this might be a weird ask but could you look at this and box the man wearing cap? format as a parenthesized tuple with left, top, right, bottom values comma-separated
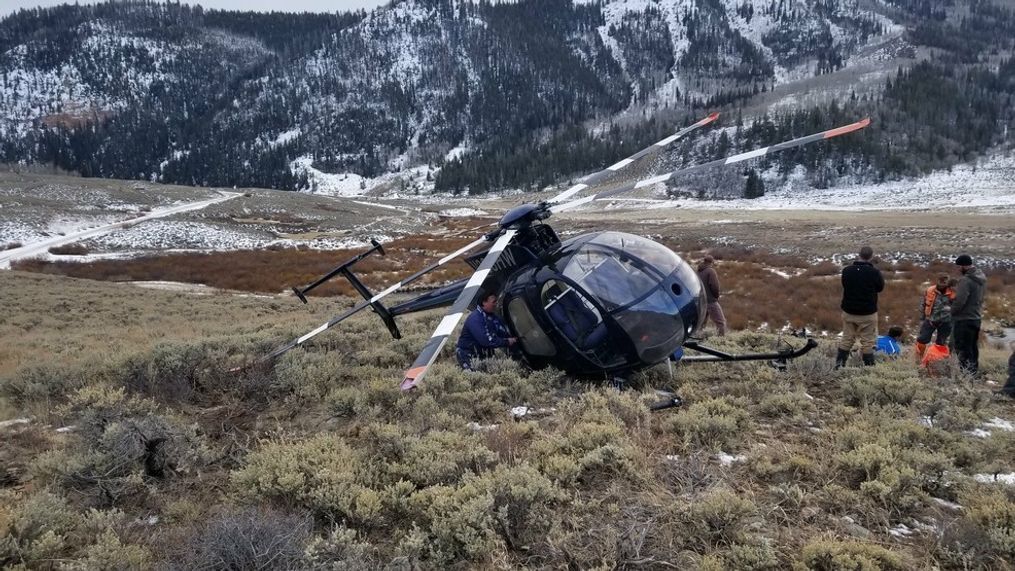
(837, 246, 885, 368)
(951, 254, 987, 376)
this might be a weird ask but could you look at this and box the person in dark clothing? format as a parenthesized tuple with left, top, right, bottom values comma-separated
(951, 254, 987, 376)
(837, 246, 885, 368)
(456, 291, 517, 370)
(997, 341, 1015, 399)
(916, 274, 956, 358)
(697, 255, 727, 336)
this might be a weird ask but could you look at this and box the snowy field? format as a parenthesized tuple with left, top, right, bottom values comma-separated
(600, 155, 1015, 212)
(1, 150, 1013, 271)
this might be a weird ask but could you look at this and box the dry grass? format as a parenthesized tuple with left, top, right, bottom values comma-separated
(1, 270, 1014, 569)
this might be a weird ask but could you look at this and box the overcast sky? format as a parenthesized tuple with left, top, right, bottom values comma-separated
(1, 1, 391, 17)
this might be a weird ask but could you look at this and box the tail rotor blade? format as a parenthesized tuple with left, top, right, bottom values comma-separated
(261, 236, 489, 362)
(400, 229, 518, 391)
(548, 112, 719, 204)
(551, 118, 871, 214)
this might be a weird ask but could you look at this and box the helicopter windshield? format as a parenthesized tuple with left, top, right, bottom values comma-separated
(560, 232, 701, 362)
(562, 233, 680, 310)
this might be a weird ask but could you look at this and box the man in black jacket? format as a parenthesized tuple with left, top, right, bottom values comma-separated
(951, 254, 987, 376)
(837, 246, 885, 368)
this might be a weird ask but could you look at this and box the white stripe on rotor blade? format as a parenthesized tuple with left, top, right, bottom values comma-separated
(655, 134, 680, 147)
(607, 158, 634, 171)
(551, 195, 595, 212)
(465, 268, 492, 287)
(725, 147, 768, 164)
(551, 183, 588, 202)
(489, 231, 515, 252)
(439, 239, 484, 265)
(297, 323, 329, 344)
(433, 313, 464, 338)
(634, 173, 672, 189)
(370, 282, 402, 303)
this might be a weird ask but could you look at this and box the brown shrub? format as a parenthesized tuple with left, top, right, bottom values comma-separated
(48, 243, 90, 255)
(11, 235, 1015, 335)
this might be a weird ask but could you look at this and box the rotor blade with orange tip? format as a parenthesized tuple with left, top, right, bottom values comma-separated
(551, 118, 872, 213)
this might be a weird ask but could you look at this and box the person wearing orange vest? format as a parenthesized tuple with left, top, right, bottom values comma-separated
(915, 274, 956, 358)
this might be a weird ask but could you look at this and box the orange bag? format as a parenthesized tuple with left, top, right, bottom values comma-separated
(921, 343, 950, 375)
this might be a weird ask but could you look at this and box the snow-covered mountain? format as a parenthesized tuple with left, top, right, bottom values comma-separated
(0, 0, 1011, 196)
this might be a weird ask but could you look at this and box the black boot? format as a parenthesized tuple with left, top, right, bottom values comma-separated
(861, 353, 876, 366)
(835, 349, 849, 369)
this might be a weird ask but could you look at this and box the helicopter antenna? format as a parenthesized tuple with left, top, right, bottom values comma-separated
(548, 118, 871, 214)
(400, 229, 518, 391)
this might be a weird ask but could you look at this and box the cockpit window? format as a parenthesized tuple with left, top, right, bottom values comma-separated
(541, 281, 619, 366)
(557, 232, 702, 363)
(562, 233, 680, 310)
(507, 297, 556, 357)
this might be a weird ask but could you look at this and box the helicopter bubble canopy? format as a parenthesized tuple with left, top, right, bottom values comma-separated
(555, 232, 705, 363)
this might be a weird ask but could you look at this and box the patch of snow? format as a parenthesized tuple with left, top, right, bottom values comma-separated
(984, 417, 1014, 432)
(968, 429, 992, 439)
(292, 157, 371, 197)
(466, 422, 499, 432)
(974, 473, 1015, 486)
(931, 498, 963, 511)
(511, 406, 529, 418)
(293, 156, 437, 198)
(0, 193, 241, 269)
(597, 154, 1015, 212)
(445, 145, 470, 162)
(439, 208, 488, 217)
(888, 523, 914, 538)
(0, 417, 31, 429)
(766, 267, 793, 279)
(90, 220, 386, 252)
(269, 128, 301, 148)
(715, 452, 747, 466)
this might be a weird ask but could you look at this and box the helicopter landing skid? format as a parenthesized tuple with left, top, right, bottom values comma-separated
(679, 338, 818, 365)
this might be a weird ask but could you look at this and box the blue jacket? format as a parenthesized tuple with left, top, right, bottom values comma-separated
(457, 309, 511, 354)
(875, 335, 901, 355)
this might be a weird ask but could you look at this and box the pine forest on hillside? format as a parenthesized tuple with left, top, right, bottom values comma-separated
(0, 0, 1011, 196)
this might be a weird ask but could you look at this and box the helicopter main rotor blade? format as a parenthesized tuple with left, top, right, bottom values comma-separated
(551, 118, 871, 213)
(548, 111, 720, 204)
(261, 236, 490, 362)
(400, 229, 518, 391)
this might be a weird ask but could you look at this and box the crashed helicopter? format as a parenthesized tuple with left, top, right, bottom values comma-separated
(262, 112, 869, 401)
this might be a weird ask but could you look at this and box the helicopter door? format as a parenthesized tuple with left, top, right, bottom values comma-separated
(506, 297, 556, 357)
(541, 281, 609, 353)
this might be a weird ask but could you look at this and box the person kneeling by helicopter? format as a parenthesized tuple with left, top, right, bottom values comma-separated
(456, 291, 518, 371)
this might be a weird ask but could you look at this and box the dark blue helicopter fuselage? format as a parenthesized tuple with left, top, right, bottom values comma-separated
(390, 227, 706, 377)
